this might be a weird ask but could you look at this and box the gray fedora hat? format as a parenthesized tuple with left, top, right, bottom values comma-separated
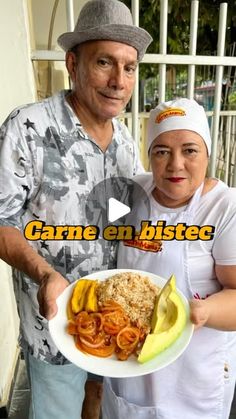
(57, 0, 152, 61)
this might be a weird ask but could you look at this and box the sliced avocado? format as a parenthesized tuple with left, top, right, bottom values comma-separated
(138, 291, 187, 364)
(151, 274, 176, 334)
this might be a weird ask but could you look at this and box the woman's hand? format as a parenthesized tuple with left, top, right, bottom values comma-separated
(189, 298, 210, 330)
(190, 287, 236, 331)
(37, 271, 69, 320)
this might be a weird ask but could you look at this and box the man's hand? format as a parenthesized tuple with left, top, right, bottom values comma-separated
(189, 298, 209, 330)
(37, 271, 69, 320)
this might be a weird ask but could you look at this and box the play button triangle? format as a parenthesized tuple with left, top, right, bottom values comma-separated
(108, 197, 131, 223)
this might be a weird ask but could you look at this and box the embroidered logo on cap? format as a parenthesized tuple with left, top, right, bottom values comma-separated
(156, 107, 186, 123)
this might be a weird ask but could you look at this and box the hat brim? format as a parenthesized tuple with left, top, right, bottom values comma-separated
(57, 24, 152, 61)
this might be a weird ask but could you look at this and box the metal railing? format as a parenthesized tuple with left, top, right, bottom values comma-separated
(119, 111, 236, 187)
(30, 0, 236, 185)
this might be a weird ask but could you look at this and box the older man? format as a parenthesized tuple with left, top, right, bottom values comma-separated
(0, 0, 152, 418)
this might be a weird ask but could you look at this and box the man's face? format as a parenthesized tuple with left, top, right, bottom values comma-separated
(67, 40, 138, 122)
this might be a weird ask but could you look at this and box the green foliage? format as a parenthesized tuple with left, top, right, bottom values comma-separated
(123, 0, 236, 79)
(122, 0, 236, 109)
(229, 90, 236, 109)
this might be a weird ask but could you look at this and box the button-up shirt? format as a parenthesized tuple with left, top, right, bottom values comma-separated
(0, 90, 143, 363)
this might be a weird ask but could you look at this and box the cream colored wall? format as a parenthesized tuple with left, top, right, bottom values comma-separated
(0, 1, 89, 405)
(31, 0, 87, 97)
(0, 0, 36, 124)
(31, 0, 87, 49)
(0, 260, 19, 406)
(0, 0, 35, 406)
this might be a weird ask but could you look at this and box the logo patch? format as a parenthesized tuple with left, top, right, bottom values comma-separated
(156, 108, 186, 123)
(124, 238, 162, 253)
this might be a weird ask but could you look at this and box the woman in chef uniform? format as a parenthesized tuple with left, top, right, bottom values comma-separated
(102, 98, 236, 419)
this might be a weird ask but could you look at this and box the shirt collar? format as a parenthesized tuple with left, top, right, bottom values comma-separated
(49, 90, 124, 147)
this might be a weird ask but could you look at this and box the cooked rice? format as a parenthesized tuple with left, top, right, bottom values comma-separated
(96, 272, 160, 331)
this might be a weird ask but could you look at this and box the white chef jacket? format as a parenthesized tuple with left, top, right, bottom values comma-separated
(102, 174, 236, 419)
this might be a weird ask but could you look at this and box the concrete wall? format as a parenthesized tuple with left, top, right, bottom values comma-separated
(30, 0, 87, 97)
(31, 0, 87, 49)
(0, 0, 35, 406)
(0, 261, 19, 406)
(0, 0, 36, 124)
(0, 0, 87, 406)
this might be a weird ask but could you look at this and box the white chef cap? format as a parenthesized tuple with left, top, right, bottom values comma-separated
(147, 98, 211, 155)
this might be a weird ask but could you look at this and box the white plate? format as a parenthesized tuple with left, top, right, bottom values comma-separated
(49, 269, 194, 378)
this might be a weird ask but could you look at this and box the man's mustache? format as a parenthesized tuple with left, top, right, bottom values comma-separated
(99, 90, 124, 100)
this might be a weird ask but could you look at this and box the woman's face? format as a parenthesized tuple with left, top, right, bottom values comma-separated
(150, 130, 209, 208)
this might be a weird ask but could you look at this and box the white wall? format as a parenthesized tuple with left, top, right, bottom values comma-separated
(0, 0, 36, 124)
(0, 0, 88, 406)
(0, 260, 19, 406)
(30, 0, 88, 96)
(31, 0, 87, 49)
(0, 0, 34, 406)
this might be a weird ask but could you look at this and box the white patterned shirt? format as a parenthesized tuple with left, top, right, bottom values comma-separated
(0, 90, 143, 364)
